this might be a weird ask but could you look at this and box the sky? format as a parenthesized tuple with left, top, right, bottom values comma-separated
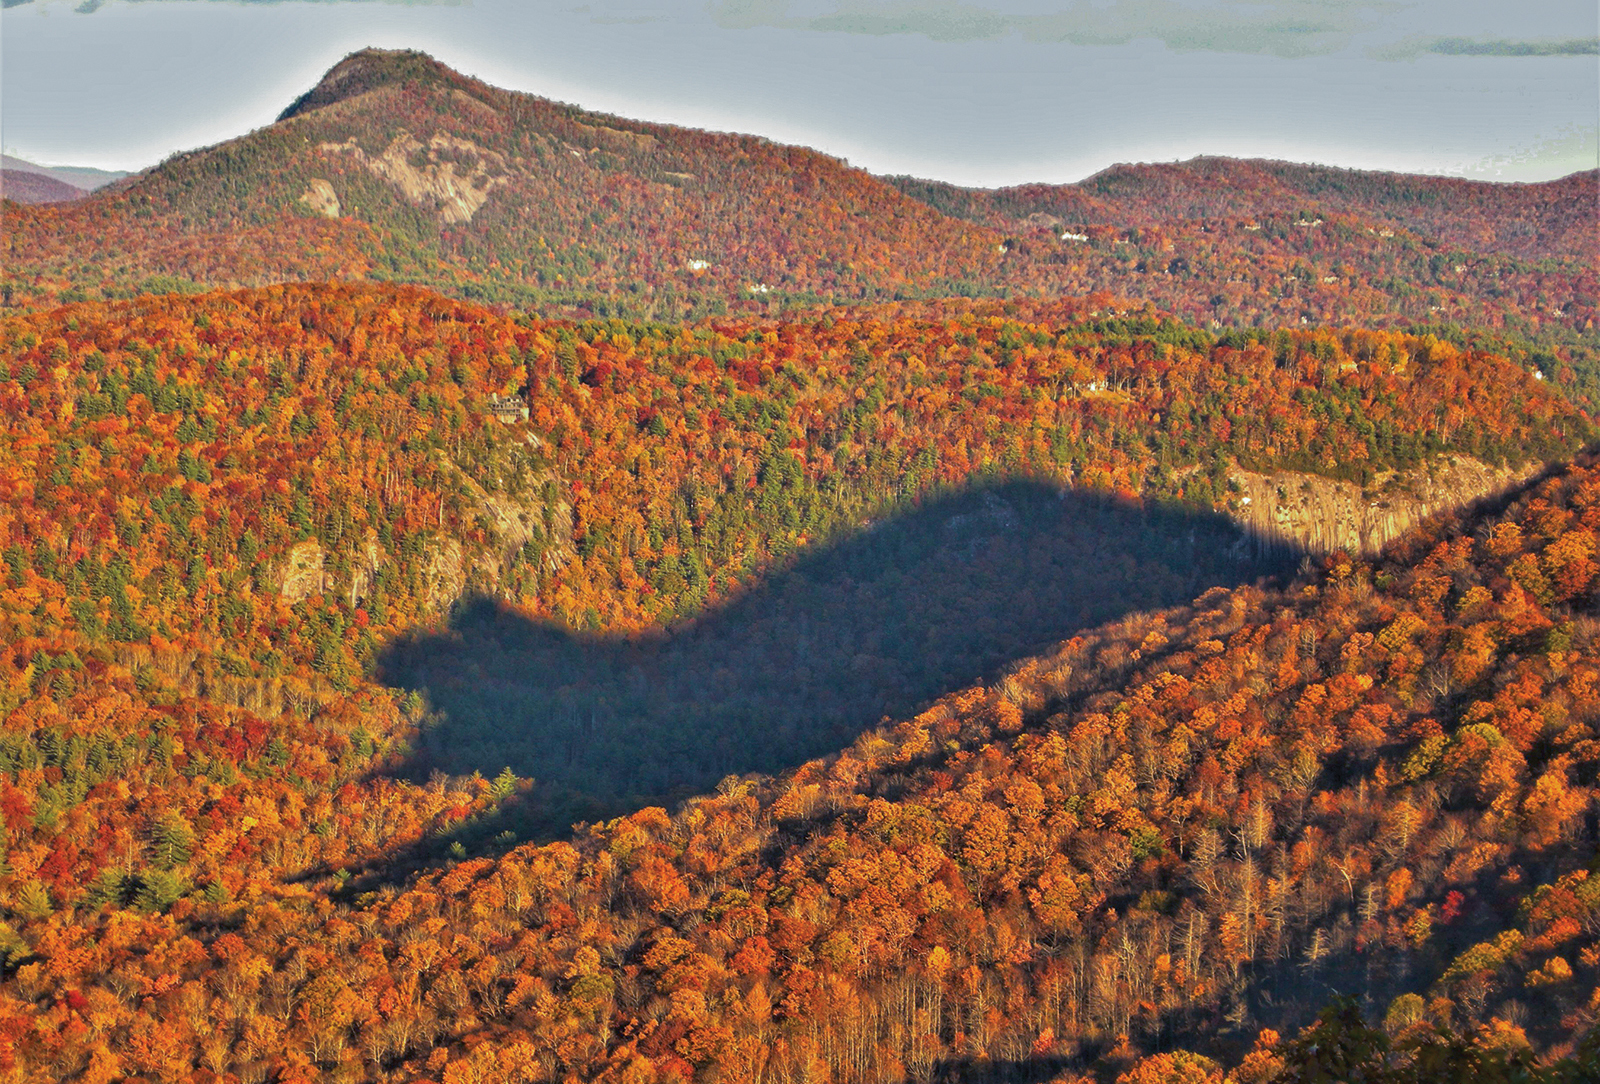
(2, 0, 1596, 188)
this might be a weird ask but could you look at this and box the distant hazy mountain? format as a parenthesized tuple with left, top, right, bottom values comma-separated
(1, 153, 128, 196)
(1, 166, 83, 205)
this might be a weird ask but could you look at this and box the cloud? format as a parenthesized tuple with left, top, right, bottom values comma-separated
(10, 0, 458, 12)
(711, 0, 1398, 58)
(1373, 35, 1600, 61)
(1446, 124, 1598, 183)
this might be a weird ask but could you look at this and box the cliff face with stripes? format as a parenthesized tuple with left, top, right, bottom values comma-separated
(1229, 455, 1537, 556)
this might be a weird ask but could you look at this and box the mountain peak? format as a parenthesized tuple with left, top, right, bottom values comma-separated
(276, 48, 469, 122)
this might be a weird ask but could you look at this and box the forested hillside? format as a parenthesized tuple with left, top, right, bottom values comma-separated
(0, 280, 1595, 1076)
(888, 163, 1599, 408)
(0, 169, 84, 207)
(0, 283, 1580, 851)
(2, 49, 1005, 318)
(890, 158, 1598, 261)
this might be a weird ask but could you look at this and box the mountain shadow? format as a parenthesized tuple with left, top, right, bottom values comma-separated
(376, 481, 1301, 844)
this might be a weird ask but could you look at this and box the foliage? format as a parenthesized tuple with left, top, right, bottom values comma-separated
(4, 51, 1594, 405)
(0, 278, 1596, 1080)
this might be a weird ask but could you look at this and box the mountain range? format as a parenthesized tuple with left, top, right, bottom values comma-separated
(4, 49, 1594, 401)
(0, 153, 127, 205)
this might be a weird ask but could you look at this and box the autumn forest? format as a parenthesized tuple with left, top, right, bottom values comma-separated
(0, 46, 1597, 1084)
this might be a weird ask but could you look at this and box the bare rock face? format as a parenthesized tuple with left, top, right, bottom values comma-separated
(421, 538, 466, 609)
(1228, 455, 1536, 556)
(479, 495, 538, 565)
(458, 489, 572, 595)
(298, 178, 342, 218)
(273, 440, 573, 612)
(278, 540, 329, 602)
(456, 442, 574, 585)
(346, 536, 385, 608)
(319, 132, 507, 223)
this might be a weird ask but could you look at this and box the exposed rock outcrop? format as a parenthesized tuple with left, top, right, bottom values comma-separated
(456, 447, 574, 586)
(278, 540, 329, 603)
(420, 538, 466, 609)
(1227, 455, 1537, 556)
(273, 439, 573, 611)
(277, 535, 384, 605)
(319, 132, 508, 223)
(298, 178, 341, 218)
(346, 537, 385, 608)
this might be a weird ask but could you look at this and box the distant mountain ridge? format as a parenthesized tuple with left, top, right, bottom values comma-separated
(0, 166, 82, 205)
(888, 156, 1598, 261)
(2, 48, 1594, 400)
(1, 153, 128, 202)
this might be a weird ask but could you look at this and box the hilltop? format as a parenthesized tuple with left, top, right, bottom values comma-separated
(0, 168, 82, 206)
(1, 154, 128, 204)
(890, 157, 1598, 262)
(4, 48, 1006, 315)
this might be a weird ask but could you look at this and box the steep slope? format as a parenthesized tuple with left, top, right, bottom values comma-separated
(1227, 455, 1538, 557)
(0, 282, 1583, 883)
(379, 455, 1595, 1082)
(373, 455, 1600, 1080)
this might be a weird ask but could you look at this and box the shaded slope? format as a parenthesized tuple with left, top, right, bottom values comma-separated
(380, 481, 1290, 835)
(0, 282, 1582, 917)
(270, 450, 1600, 1078)
(8, 448, 1597, 1082)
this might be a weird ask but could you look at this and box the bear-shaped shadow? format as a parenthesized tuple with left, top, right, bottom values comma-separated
(376, 479, 1298, 846)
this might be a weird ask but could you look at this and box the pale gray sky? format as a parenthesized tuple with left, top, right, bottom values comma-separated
(2, 0, 1596, 185)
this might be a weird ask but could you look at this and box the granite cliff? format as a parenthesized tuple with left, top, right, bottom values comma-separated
(1228, 454, 1536, 556)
